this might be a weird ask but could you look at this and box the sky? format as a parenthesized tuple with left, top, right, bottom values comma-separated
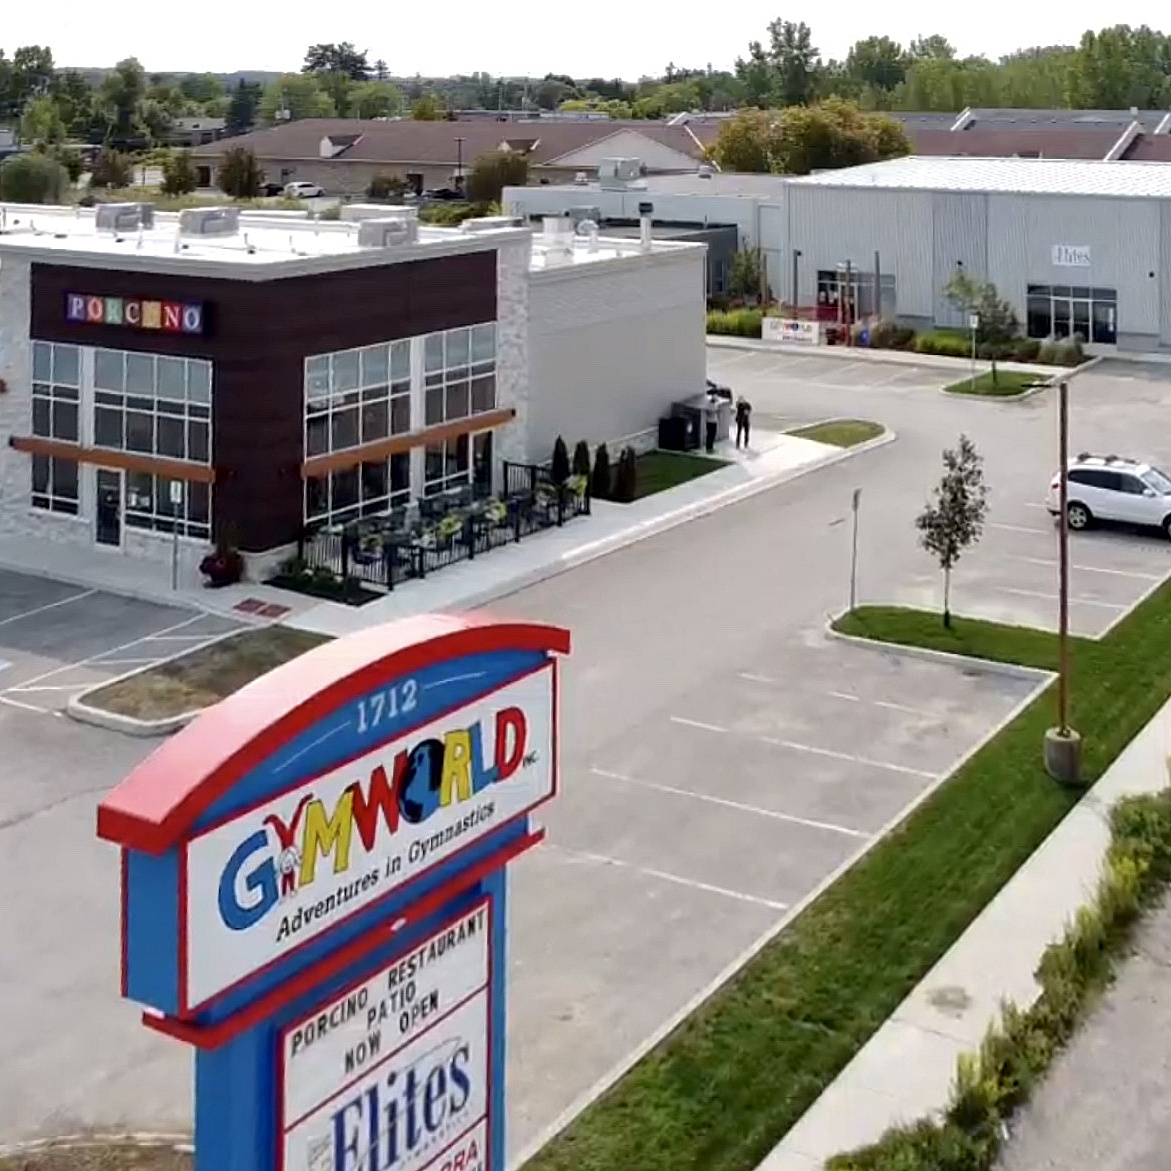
(4, 3, 1170, 78)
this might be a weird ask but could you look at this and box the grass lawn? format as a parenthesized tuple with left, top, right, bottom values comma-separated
(789, 419, 884, 447)
(633, 451, 728, 500)
(84, 625, 330, 721)
(944, 369, 1045, 397)
(523, 584, 1171, 1171)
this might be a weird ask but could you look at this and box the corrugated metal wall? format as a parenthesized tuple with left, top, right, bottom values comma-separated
(932, 193, 988, 327)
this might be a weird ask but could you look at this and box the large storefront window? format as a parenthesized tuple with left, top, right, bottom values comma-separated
(126, 473, 211, 540)
(305, 453, 411, 527)
(30, 342, 82, 515)
(424, 434, 470, 496)
(304, 341, 411, 458)
(1027, 285, 1117, 344)
(93, 349, 212, 461)
(817, 270, 896, 318)
(423, 324, 497, 427)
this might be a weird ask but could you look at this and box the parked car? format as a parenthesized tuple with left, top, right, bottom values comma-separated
(422, 187, 464, 201)
(284, 181, 325, 198)
(1046, 453, 1171, 536)
(260, 182, 285, 197)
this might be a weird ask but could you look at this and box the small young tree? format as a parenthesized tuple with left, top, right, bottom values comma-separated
(465, 149, 529, 204)
(591, 443, 612, 500)
(572, 440, 591, 479)
(916, 434, 989, 628)
(612, 447, 638, 503)
(89, 148, 133, 189)
(550, 436, 570, 484)
(728, 248, 764, 304)
(944, 272, 1020, 387)
(161, 149, 197, 195)
(217, 146, 263, 198)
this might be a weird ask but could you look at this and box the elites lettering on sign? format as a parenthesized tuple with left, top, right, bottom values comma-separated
(184, 666, 555, 1007)
(65, 293, 204, 334)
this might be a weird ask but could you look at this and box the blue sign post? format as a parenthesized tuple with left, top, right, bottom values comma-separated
(97, 613, 571, 1171)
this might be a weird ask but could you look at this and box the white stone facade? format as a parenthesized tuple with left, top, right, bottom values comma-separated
(493, 238, 533, 475)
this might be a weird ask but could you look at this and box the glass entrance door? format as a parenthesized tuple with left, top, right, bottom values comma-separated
(95, 469, 123, 547)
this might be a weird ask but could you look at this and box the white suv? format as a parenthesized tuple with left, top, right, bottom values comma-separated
(1047, 453, 1171, 536)
(284, 181, 325, 198)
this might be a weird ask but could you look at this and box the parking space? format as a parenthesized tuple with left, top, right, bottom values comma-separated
(0, 567, 246, 714)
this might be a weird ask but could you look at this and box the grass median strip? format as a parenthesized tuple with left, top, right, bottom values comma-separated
(84, 626, 329, 721)
(523, 588, 1171, 1171)
(788, 419, 884, 447)
(944, 370, 1043, 397)
(633, 451, 729, 499)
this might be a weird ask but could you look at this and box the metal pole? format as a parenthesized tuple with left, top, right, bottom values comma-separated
(849, 487, 861, 612)
(791, 248, 800, 313)
(874, 250, 881, 320)
(172, 526, 179, 590)
(1057, 379, 1070, 734)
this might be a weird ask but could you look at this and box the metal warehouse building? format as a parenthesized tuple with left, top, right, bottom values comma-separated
(781, 156, 1171, 351)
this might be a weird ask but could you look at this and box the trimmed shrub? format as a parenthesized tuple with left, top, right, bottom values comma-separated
(572, 440, 591, 479)
(1053, 337, 1084, 366)
(866, 320, 917, 350)
(612, 447, 638, 503)
(1011, 338, 1041, 362)
(0, 153, 68, 203)
(914, 330, 971, 358)
(89, 148, 133, 189)
(550, 436, 570, 484)
(706, 308, 763, 338)
(366, 173, 411, 201)
(161, 149, 197, 196)
(591, 443, 612, 500)
(827, 785, 1171, 1171)
(217, 146, 263, 198)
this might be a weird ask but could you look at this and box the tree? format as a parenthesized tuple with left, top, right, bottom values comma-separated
(591, 444, 612, 499)
(19, 95, 65, 144)
(98, 57, 148, 147)
(550, 436, 570, 485)
(352, 80, 403, 119)
(409, 93, 445, 120)
(845, 36, 908, 93)
(367, 173, 411, 200)
(465, 149, 528, 203)
(303, 43, 370, 81)
(225, 80, 262, 136)
(178, 73, 224, 105)
(916, 435, 988, 628)
(162, 149, 198, 195)
(258, 75, 335, 125)
(572, 440, 591, 478)
(728, 248, 763, 302)
(944, 272, 1021, 386)
(908, 34, 956, 61)
(612, 447, 638, 503)
(89, 148, 133, 188)
(712, 109, 779, 172)
(738, 19, 820, 106)
(0, 153, 68, 203)
(217, 146, 263, 197)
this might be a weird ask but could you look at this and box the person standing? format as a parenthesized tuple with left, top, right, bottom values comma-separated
(735, 395, 752, 449)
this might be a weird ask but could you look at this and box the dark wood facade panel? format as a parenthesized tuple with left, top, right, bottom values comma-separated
(26, 248, 499, 551)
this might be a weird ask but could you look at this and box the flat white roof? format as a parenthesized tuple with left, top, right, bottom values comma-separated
(786, 155, 1171, 199)
(0, 203, 697, 278)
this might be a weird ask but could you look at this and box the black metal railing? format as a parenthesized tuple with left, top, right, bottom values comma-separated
(277, 464, 590, 602)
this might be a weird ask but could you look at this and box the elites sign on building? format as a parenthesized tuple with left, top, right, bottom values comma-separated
(65, 292, 205, 334)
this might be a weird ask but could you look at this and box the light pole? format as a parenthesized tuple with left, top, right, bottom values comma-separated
(968, 311, 979, 389)
(1044, 378, 1083, 785)
(791, 248, 802, 314)
(455, 136, 464, 192)
(849, 487, 861, 612)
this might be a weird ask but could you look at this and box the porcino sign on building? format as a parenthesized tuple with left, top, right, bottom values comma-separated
(97, 614, 570, 1171)
(66, 292, 205, 334)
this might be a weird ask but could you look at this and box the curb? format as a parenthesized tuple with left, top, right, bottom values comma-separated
(65, 625, 258, 737)
(0, 1132, 193, 1159)
(509, 612, 1052, 1171)
(825, 618, 1053, 682)
(939, 355, 1103, 402)
(451, 428, 896, 614)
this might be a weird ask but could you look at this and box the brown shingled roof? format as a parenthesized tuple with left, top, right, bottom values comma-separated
(192, 118, 708, 167)
(908, 125, 1123, 160)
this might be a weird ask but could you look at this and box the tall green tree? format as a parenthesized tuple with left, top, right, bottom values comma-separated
(226, 80, 262, 135)
(303, 43, 370, 81)
(217, 146, 263, 197)
(465, 149, 528, 203)
(767, 19, 820, 105)
(845, 37, 908, 93)
(351, 80, 403, 119)
(258, 74, 335, 124)
(98, 57, 148, 147)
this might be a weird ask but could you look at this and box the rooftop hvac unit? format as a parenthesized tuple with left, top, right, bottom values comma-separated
(341, 203, 418, 223)
(565, 206, 601, 226)
(597, 157, 644, 189)
(179, 206, 240, 236)
(95, 202, 156, 232)
(357, 216, 420, 248)
(460, 215, 519, 232)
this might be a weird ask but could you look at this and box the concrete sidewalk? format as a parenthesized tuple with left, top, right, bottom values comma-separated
(758, 671, 1171, 1171)
(0, 428, 888, 636)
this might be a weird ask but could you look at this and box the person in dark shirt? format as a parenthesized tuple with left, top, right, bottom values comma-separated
(735, 395, 752, 449)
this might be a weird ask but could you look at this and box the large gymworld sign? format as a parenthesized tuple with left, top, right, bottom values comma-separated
(97, 613, 570, 1171)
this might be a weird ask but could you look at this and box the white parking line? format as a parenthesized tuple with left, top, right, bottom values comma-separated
(0, 693, 56, 716)
(670, 715, 727, 733)
(997, 586, 1124, 609)
(757, 736, 937, 778)
(0, 589, 96, 628)
(738, 672, 776, 685)
(740, 675, 939, 720)
(589, 767, 870, 840)
(547, 843, 789, 911)
(990, 522, 1050, 535)
(1009, 555, 1161, 581)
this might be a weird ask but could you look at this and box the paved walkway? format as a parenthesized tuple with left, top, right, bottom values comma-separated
(0, 430, 855, 636)
(759, 676, 1171, 1171)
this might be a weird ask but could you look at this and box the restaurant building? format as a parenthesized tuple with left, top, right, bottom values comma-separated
(0, 204, 704, 585)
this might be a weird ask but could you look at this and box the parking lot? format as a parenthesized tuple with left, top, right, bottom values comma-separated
(0, 568, 245, 714)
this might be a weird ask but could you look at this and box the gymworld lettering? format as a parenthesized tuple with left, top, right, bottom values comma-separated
(217, 705, 529, 938)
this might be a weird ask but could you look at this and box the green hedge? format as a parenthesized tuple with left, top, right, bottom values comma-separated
(706, 308, 763, 338)
(828, 785, 1171, 1171)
